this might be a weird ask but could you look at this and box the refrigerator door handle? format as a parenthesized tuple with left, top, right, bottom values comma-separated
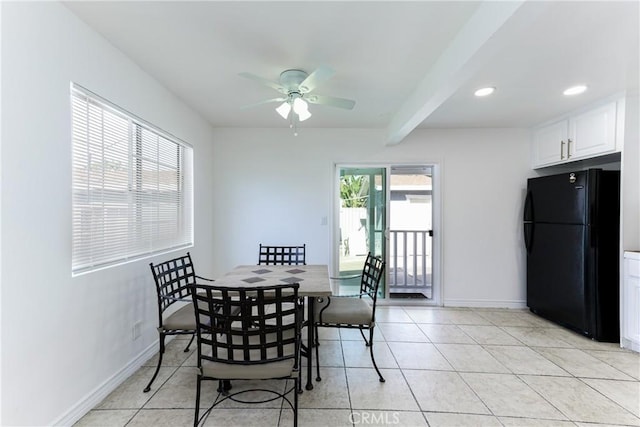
(524, 190, 533, 222)
(524, 223, 534, 254)
(524, 189, 534, 254)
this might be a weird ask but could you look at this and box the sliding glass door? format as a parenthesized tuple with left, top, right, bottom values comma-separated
(334, 164, 438, 304)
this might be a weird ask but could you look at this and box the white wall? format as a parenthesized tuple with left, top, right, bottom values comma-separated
(210, 127, 532, 307)
(1, 3, 216, 425)
(621, 94, 640, 252)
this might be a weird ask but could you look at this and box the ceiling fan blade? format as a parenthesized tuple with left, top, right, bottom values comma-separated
(298, 66, 335, 93)
(305, 94, 355, 110)
(238, 72, 287, 94)
(240, 97, 287, 110)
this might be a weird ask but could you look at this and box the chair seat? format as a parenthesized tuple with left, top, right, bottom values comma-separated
(163, 303, 196, 331)
(202, 358, 296, 380)
(316, 296, 373, 325)
(201, 327, 297, 379)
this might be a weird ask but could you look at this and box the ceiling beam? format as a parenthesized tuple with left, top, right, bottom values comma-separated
(385, 1, 526, 145)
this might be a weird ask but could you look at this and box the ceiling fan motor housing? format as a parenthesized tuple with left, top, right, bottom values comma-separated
(279, 69, 309, 93)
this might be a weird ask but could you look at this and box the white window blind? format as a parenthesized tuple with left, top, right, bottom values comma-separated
(71, 84, 193, 275)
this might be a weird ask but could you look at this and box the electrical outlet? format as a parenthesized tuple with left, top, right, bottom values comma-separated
(132, 321, 142, 341)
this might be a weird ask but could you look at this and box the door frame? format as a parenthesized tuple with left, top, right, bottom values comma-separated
(332, 162, 442, 305)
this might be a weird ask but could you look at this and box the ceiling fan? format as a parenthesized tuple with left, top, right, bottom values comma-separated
(239, 66, 355, 133)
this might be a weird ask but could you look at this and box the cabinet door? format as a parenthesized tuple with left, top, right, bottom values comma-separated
(623, 257, 640, 350)
(568, 102, 617, 160)
(532, 120, 568, 168)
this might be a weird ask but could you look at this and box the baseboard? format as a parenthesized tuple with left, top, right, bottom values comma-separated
(621, 337, 640, 353)
(51, 340, 158, 426)
(443, 298, 527, 309)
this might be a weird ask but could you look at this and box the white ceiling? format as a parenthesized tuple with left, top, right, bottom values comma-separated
(64, 1, 639, 144)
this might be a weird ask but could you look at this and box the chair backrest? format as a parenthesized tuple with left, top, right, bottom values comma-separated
(190, 283, 301, 366)
(258, 244, 306, 265)
(360, 252, 385, 306)
(150, 252, 197, 316)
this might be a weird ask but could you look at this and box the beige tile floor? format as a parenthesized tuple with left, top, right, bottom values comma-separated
(76, 307, 640, 426)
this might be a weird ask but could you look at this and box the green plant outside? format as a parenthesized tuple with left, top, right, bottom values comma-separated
(340, 175, 369, 208)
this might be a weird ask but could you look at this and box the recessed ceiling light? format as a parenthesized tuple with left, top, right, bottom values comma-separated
(563, 85, 587, 96)
(474, 87, 495, 97)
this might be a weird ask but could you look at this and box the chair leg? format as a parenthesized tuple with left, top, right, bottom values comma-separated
(194, 376, 201, 427)
(184, 333, 196, 352)
(217, 380, 232, 393)
(359, 328, 371, 346)
(315, 325, 322, 382)
(368, 327, 385, 383)
(143, 333, 165, 392)
(294, 377, 299, 427)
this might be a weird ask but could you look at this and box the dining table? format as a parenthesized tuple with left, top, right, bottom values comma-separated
(211, 264, 332, 391)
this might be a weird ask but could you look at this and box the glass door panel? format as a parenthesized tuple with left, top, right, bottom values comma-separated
(388, 166, 433, 300)
(337, 167, 386, 297)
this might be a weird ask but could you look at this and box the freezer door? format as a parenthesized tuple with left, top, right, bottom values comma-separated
(527, 223, 589, 335)
(527, 171, 587, 225)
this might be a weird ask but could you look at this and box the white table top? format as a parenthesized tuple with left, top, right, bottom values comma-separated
(213, 264, 332, 297)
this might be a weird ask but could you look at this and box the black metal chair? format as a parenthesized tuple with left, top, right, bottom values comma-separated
(144, 252, 215, 393)
(190, 283, 302, 427)
(258, 243, 306, 265)
(314, 252, 386, 383)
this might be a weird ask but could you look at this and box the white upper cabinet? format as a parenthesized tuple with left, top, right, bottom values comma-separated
(533, 120, 569, 167)
(532, 98, 624, 169)
(568, 102, 617, 160)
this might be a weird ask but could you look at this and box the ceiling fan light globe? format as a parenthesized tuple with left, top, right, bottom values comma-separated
(297, 109, 312, 122)
(275, 102, 291, 119)
(292, 97, 309, 114)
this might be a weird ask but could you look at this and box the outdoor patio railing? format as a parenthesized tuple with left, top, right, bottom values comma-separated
(389, 229, 432, 297)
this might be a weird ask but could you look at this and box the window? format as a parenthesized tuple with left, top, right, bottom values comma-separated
(71, 84, 193, 275)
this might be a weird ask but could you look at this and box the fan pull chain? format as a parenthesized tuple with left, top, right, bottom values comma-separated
(290, 111, 298, 136)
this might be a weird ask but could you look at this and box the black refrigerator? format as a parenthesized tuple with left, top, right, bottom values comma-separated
(524, 169, 620, 342)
